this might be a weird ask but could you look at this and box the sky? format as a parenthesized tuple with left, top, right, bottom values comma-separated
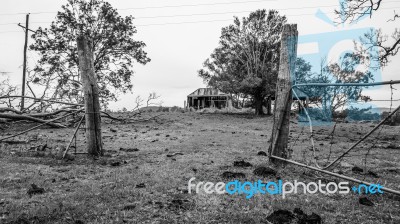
(0, 0, 399, 110)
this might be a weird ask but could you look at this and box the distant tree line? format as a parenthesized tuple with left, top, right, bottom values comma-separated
(199, 6, 388, 116)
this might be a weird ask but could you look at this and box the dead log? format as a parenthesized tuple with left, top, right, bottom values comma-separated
(0, 107, 81, 118)
(0, 109, 83, 142)
(0, 95, 84, 106)
(0, 107, 22, 114)
(0, 113, 66, 128)
(29, 109, 81, 118)
(100, 111, 126, 121)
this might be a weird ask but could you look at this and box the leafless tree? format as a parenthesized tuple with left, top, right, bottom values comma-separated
(0, 77, 19, 108)
(336, 0, 400, 67)
(132, 92, 163, 113)
(133, 95, 144, 112)
(146, 92, 163, 107)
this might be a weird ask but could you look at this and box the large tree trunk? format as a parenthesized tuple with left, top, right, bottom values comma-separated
(254, 95, 265, 115)
(77, 36, 103, 157)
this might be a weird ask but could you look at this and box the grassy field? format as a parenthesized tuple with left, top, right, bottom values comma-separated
(0, 111, 399, 223)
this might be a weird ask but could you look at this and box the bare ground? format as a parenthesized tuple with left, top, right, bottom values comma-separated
(0, 111, 399, 223)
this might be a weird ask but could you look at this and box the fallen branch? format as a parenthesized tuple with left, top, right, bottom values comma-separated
(130, 115, 162, 123)
(0, 109, 84, 142)
(29, 109, 81, 118)
(0, 95, 84, 106)
(0, 107, 22, 114)
(0, 107, 81, 118)
(100, 111, 126, 121)
(100, 111, 160, 123)
(102, 114, 161, 123)
(0, 113, 66, 128)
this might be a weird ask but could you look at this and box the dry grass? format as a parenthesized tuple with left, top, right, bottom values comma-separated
(0, 111, 399, 223)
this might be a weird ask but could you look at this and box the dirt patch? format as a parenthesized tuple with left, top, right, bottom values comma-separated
(267, 210, 295, 224)
(27, 184, 45, 196)
(253, 166, 277, 177)
(233, 160, 252, 167)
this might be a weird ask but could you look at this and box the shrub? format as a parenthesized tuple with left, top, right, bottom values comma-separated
(346, 106, 380, 121)
(298, 108, 331, 122)
(382, 111, 400, 126)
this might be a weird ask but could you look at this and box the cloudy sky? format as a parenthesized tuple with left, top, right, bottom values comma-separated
(0, 0, 399, 110)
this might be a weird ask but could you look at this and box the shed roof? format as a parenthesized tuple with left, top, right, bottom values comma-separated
(188, 88, 229, 97)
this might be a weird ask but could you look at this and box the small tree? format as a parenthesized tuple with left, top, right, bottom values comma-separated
(199, 10, 287, 115)
(296, 54, 373, 118)
(0, 77, 19, 108)
(133, 92, 163, 113)
(30, 0, 150, 107)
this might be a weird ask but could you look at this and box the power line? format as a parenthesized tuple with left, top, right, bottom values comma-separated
(1, 0, 399, 16)
(134, 4, 400, 20)
(137, 19, 234, 27)
(134, 7, 400, 27)
(5, 4, 400, 21)
(132, 5, 343, 20)
(0, 0, 277, 16)
(0, 30, 22, 33)
(136, 13, 318, 27)
(0, 6, 399, 31)
(0, 22, 19, 26)
(3, 12, 319, 29)
(1, 5, 327, 25)
(119, 0, 277, 10)
(132, 3, 398, 20)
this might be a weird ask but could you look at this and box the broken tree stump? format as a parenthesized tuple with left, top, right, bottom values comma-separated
(268, 24, 298, 164)
(77, 36, 103, 156)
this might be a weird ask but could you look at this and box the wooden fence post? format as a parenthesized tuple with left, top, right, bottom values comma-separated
(268, 24, 298, 164)
(77, 36, 103, 156)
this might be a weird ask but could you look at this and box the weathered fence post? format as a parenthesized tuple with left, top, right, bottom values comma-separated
(77, 36, 103, 156)
(268, 24, 298, 164)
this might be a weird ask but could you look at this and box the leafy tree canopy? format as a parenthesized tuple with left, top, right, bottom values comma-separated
(30, 0, 150, 106)
(295, 54, 373, 117)
(198, 9, 287, 115)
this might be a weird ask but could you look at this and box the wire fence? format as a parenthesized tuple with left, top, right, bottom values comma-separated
(282, 80, 400, 195)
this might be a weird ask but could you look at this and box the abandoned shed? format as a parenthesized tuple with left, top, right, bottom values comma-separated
(186, 88, 311, 111)
(187, 88, 232, 109)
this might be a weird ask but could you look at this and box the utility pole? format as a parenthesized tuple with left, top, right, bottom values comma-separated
(18, 14, 30, 111)
(268, 24, 298, 165)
